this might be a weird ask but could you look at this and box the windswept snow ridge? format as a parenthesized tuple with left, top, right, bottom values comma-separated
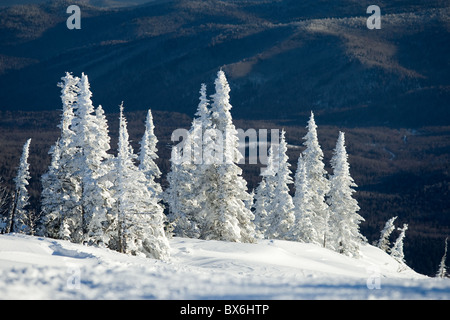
(0, 234, 449, 300)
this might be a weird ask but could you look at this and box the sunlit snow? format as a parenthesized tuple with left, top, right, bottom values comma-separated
(1, 234, 449, 299)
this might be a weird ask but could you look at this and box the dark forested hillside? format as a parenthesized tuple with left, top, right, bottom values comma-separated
(0, 0, 448, 127)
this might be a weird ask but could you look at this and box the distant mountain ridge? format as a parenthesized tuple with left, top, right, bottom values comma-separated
(0, 0, 449, 127)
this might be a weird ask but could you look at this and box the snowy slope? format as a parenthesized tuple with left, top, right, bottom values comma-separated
(1, 233, 449, 300)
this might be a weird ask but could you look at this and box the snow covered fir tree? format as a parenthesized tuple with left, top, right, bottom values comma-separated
(38, 72, 170, 259)
(376, 216, 398, 253)
(436, 238, 449, 278)
(255, 130, 295, 240)
(166, 71, 256, 243)
(299, 112, 331, 248)
(290, 153, 316, 243)
(0, 69, 428, 269)
(114, 103, 170, 260)
(327, 131, 366, 257)
(8, 139, 33, 234)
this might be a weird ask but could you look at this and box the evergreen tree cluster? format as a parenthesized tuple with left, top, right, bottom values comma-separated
(374, 215, 448, 276)
(251, 115, 366, 258)
(376, 216, 410, 266)
(165, 71, 255, 243)
(165, 70, 366, 258)
(0, 69, 419, 265)
(0, 72, 170, 260)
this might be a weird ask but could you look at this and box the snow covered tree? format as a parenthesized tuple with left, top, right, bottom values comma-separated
(390, 223, 408, 265)
(327, 131, 366, 257)
(0, 178, 10, 233)
(58, 72, 78, 144)
(376, 216, 398, 253)
(194, 83, 212, 137)
(165, 141, 202, 239)
(139, 109, 162, 198)
(165, 146, 187, 235)
(302, 112, 330, 247)
(9, 138, 32, 234)
(69, 73, 113, 244)
(72, 75, 112, 173)
(253, 146, 277, 239)
(39, 72, 81, 240)
(39, 142, 64, 238)
(165, 84, 212, 239)
(41, 73, 113, 245)
(114, 103, 170, 260)
(436, 237, 448, 278)
(291, 153, 317, 243)
(89, 104, 118, 245)
(253, 179, 270, 238)
(191, 83, 212, 167)
(209, 71, 241, 164)
(93, 105, 113, 177)
(199, 70, 256, 243)
(265, 130, 295, 240)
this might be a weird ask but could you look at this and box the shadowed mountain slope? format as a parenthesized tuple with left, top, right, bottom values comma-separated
(0, 0, 448, 126)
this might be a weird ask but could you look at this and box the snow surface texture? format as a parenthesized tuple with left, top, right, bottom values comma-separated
(1, 234, 449, 299)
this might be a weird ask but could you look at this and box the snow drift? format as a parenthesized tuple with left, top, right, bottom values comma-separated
(1, 233, 449, 300)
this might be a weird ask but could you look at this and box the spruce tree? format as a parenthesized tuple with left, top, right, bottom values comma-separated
(166, 146, 192, 237)
(291, 153, 317, 243)
(327, 131, 365, 257)
(436, 237, 448, 278)
(302, 112, 330, 247)
(40, 142, 64, 238)
(70, 73, 112, 244)
(139, 109, 162, 197)
(9, 139, 32, 234)
(40, 72, 80, 240)
(58, 72, 78, 145)
(94, 105, 113, 177)
(115, 103, 170, 259)
(391, 224, 408, 265)
(0, 178, 10, 233)
(165, 84, 211, 239)
(253, 179, 270, 239)
(253, 146, 277, 239)
(265, 130, 295, 240)
(165, 141, 201, 239)
(194, 83, 212, 136)
(200, 70, 255, 243)
(376, 216, 398, 252)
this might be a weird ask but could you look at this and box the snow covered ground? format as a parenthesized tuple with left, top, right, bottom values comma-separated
(1, 233, 449, 300)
